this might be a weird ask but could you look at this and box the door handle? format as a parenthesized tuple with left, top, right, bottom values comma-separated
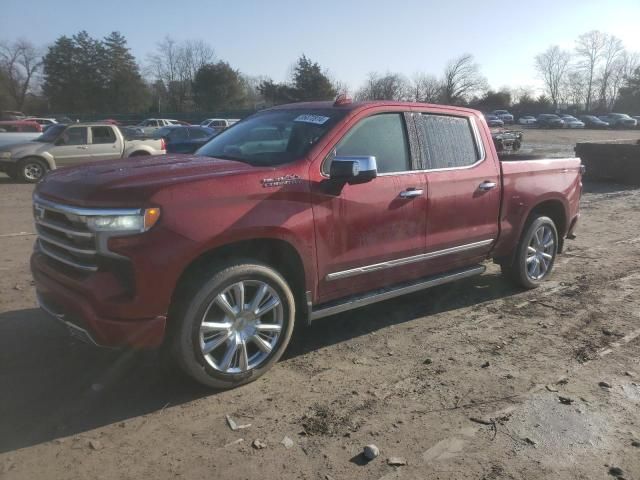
(399, 188, 424, 198)
(76, 146, 88, 150)
(478, 181, 497, 191)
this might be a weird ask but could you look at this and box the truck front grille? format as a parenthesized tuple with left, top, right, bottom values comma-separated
(34, 200, 99, 272)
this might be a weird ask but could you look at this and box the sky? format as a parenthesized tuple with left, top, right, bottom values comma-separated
(2, 0, 640, 95)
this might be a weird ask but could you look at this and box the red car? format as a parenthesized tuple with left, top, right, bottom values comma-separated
(0, 120, 42, 132)
(31, 98, 582, 389)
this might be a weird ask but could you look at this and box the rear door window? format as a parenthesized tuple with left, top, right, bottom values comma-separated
(91, 126, 116, 144)
(415, 114, 480, 170)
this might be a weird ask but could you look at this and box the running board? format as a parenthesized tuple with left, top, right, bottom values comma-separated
(309, 265, 486, 322)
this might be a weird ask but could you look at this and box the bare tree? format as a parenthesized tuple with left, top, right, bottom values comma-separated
(411, 73, 442, 103)
(441, 54, 487, 104)
(0, 39, 42, 110)
(535, 46, 572, 110)
(597, 35, 625, 109)
(560, 69, 587, 108)
(606, 51, 639, 109)
(575, 30, 606, 111)
(355, 72, 410, 101)
(146, 36, 215, 112)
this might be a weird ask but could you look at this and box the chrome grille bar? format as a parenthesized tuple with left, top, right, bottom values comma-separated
(36, 226, 97, 256)
(38, 240, 98, 272)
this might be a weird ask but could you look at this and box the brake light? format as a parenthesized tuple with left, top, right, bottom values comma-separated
(160, 138, 166, 151)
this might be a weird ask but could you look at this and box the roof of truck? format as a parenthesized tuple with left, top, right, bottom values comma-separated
(267, 100, 481, 116)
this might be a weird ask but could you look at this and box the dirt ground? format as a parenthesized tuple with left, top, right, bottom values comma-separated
(1, 129, 640, 480)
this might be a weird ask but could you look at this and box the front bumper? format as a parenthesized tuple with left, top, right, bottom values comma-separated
(32, 252, 166, 348)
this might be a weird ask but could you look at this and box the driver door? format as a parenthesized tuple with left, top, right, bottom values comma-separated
(49, 126, 89, 166)
(311, 110, 428, 304)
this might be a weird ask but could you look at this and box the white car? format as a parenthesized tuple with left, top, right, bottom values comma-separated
(136, 118, 180, 134)
(26, 117, 58, 126)
(200, 118, 240, 129)
(491, 110, 514, 124)
(560, 115, 585, 129)
(518, 115, 537, 125)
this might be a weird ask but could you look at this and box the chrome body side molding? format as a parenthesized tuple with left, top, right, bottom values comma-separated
(325, 239, 493, 281)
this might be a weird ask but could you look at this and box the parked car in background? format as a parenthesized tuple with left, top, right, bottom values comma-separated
(136, 118, 180, 134)
(560, 115, 585, 129)
(491, 110, 514, 124)
(153, 125, 217, 154)
(579, 115, 609, 129)
(518, 115, 537, 125)
(0, 123, 166, 182)
(484, 114, 504, 128)
(1, 110, 26, 120)
(55, 116, 74, 124)
(26, 117, 58, 127)
(97, 119, 121, 125)
(200, 118, 240, 129)
(631, 116, 640, 128)
(30, 99, 582, 389)
(536, 114, 565, 128)
(0, 121, 43, 147)
(598, 113, 637, 129)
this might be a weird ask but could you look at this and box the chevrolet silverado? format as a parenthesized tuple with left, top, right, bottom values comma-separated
(30, 98, 582, 389)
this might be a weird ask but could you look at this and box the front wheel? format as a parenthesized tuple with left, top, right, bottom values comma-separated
(502, 215, 558, 289)
(170, 261, 296, 389)
(18, 157, 48, 183)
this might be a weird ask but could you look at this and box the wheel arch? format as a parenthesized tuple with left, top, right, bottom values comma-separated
(171, 237, 308, 320)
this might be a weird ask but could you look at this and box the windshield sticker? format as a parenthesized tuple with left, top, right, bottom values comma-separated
(294, 114, 330, 125)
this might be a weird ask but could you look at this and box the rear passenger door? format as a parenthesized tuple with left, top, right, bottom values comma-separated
(414, 111, 501, 271)
(89, 126, 121, 161)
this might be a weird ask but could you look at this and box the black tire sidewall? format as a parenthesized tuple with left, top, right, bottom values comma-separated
(513, 216, 558, 289)
(18, 157, 47, 183)
(172, 262, 295, 389)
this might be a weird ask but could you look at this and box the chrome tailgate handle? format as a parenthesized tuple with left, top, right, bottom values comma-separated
(478, 181, 497, 191)
(399, 188, 424, 198)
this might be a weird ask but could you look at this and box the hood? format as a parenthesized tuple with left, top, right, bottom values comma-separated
(36, 154, 264, 206)
(2, 141, 44, 155)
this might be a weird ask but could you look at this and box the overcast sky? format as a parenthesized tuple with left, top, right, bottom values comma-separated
(2, 0, 639, 94)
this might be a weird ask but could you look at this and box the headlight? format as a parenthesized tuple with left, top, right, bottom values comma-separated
(0, 151, 11, 159)
(87, 208, 161, 233)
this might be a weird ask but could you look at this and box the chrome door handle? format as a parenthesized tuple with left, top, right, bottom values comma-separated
(76, 146, 88, 149)
(399, 188, 424, 198)
(478, 181, 497, 191)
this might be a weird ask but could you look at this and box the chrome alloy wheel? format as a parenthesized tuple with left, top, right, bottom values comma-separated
(199, 280, 283, 374)
(23, 162, 44, 181)
(526, 225, 555, 280)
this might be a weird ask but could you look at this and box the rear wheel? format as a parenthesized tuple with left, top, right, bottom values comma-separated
(17, 157, 48, 183)
(170, 261, 295, 389)
(502, 215, 558, 289)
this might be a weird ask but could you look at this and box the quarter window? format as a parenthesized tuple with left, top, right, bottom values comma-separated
(416, 114, 479, 169)
(332, 113, 410, 174)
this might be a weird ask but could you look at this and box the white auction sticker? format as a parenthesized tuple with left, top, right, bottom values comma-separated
(294, 114, 330, 125)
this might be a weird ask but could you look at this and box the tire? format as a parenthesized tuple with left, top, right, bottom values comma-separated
(501, 215, 558, 289)
(170, 261, 296, 389)
(17, 157, 48, 183)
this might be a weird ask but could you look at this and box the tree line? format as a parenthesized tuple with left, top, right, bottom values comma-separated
(1, 29, 640, 116)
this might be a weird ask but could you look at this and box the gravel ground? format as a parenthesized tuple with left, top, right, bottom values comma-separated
(1, 128, 639, 480)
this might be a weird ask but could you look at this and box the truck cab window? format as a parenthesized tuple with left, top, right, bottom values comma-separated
(91, 126, 116, 144)
(57, 127, 87, 146)
(417, 114, 479, 169)
(332, 113, 410, 174)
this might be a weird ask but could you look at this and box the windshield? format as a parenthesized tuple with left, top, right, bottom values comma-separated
(34, 124, 66, 142)
(195, 109, 347, 166)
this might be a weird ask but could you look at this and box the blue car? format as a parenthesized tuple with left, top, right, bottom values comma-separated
(153, 126, 218, 154)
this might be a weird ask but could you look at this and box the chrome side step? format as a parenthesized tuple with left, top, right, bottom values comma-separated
(309, 265, 486, 322)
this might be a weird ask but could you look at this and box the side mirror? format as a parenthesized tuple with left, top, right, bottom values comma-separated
(329, 156, 377, 184)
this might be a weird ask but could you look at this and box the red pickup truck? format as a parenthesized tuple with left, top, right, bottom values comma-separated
(31, 99, 582, 388)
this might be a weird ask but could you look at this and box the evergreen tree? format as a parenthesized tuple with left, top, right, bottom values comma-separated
(292, 55, 336, 101)
(193, 62, 245, 111)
